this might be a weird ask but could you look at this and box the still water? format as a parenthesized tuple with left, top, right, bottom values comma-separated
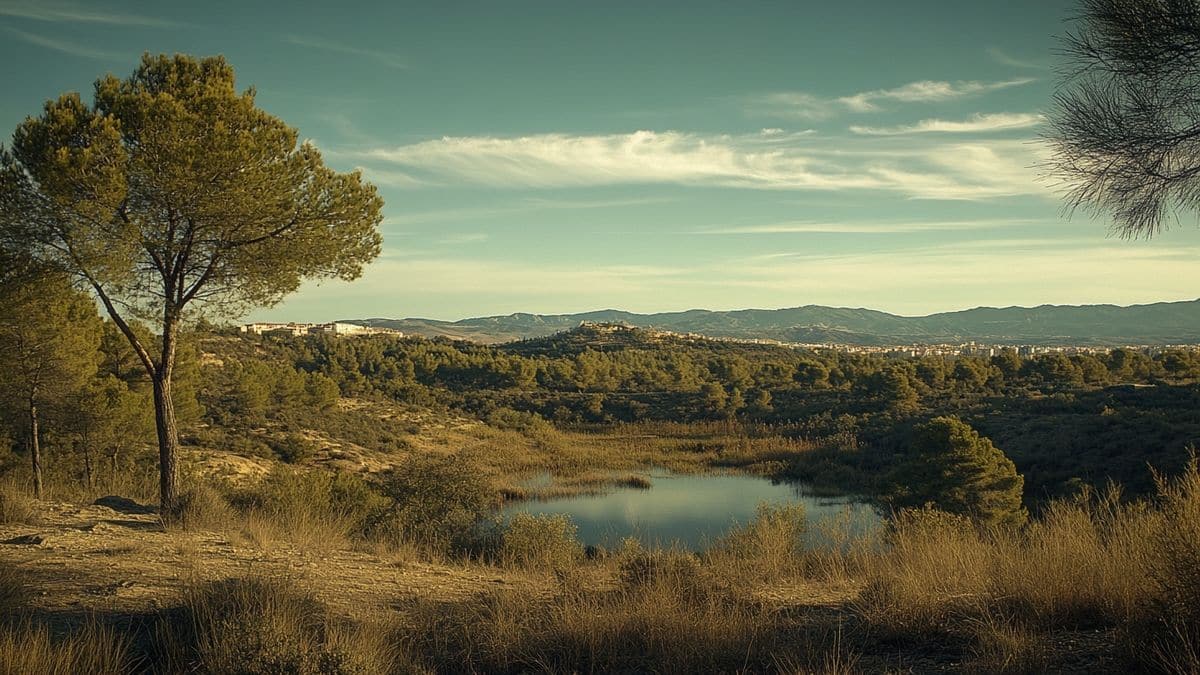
(502, 471, 880, 550)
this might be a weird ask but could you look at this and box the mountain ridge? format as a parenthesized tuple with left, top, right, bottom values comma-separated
(345, 298, 1200, 346)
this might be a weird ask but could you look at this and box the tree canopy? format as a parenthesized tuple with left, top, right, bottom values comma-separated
(1048, 0, 1200, 236)
(890, 416, 1027, 528)
(0, 53, 384, 511)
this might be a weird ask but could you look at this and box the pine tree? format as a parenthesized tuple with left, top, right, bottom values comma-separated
(0, 54, 383, 512)
(0, 257, 103, 498)
(891, 416, 1027, 528)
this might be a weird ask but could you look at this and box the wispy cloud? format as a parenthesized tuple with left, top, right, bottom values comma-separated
(361, 130, 1049, 200)
(697, 218, 1038, 235)
(987, 47, 1048, 70)
(0, 0, 177, 27)
(355, 166, 427, 188)
(284, 35, 409, 69)
(3, 26, 125, 60)
(754, 78, 1036, 119)
(838, 79, 1034, 112)
(436, 233, 490, 245)
(849, 112, 1044, 136)
(386, 196, 674, 226)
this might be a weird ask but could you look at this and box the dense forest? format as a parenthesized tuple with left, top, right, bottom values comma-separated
(9, 293, 1193, 511)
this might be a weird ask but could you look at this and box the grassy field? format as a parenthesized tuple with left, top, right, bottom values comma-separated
(1, 451, 1197, 673)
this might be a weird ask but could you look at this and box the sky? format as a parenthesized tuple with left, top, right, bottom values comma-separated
(1, 0, 1198, 321)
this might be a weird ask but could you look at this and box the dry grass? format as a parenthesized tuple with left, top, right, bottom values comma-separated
(0, 566, 30, 622)
(0, 480, 38, 525)
(966, 613, 1048, 674)
(500, 512, 582, 570)
(0, 621, 131, 675)
(707, 502, 809, 584)
(157, 575, 404, 674)
(398, 571, 846, 674)
(855, 458, 1200, 671)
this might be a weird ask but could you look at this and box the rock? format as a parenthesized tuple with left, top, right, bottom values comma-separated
(93, 495, 156, 515)
(3, 534, 46, 546)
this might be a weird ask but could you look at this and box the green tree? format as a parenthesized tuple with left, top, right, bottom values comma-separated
(0, 54, 383, 511)
(63, 374, 152, 489)
(1048, 0, 1200, 236)
(891, 416, 1027, 528)
(0, 257, 103, 497)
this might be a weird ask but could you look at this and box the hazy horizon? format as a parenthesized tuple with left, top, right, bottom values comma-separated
(289, 295, 1200, 325)
(2, 0, 1198, 322)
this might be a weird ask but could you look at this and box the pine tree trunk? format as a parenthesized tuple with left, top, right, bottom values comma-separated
(29, 396, 42, 500)
(152, 374, 180, 513)
(82, 442, 94, 490)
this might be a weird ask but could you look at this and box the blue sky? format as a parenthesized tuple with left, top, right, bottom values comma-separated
(2, 0, 1198, 321)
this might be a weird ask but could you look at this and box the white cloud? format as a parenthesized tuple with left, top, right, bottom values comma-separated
(698, 218, 1038, 235)
(754, 78, 1036, 119)
(0, 0, 176, 26)
(355, 166, 427, 188)
(386, 196, 673, 225)
(284, 35, 409, 69)
(850, 112, 1044, 136)
(3, 26, 124, 60)
(436, 233, 490, 245)
(361, 130, 1049, 200)
(837, 79, 1034, 112)
(987, 47, 1047, 70)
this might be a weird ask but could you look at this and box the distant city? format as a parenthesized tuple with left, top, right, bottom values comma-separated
(239, 321, 403, 337)
(240, 319, 1199, 357)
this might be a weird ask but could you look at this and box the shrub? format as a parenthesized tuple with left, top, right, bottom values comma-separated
(165, 484, 236, 532)
(501, 513, 582, 570)
(1136, 457, 1200, 673)
(486, 407, 552, 434)
(617, 545, 708, 599)
(229, 469, 389, 550)
(710, 502, 807, 581)
(268, 433, 318, 464)
(374, 454, 499, 554)
(160, 576, 396, 674)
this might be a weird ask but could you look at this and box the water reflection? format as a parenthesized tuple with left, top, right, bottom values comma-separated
(502, 471, 880, 550)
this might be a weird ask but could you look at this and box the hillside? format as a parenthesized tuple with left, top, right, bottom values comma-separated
(349, 299, 1200, 346)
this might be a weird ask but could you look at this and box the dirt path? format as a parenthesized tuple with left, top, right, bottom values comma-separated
(0, 500, 527, 622)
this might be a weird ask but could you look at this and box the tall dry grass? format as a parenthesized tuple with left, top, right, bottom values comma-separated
(0, 480, 38, 525)
(0, 566, 132, 675)
(398, 569, 847, 674)
(855, 457, 1200, 672)
(155, 575, 404, 674)
(0, 621, 132, 675)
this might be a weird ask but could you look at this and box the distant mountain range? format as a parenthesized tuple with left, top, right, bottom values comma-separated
(346, 299, 1200, 346)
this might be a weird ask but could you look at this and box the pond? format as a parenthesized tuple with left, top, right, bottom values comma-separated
(502, 471, 881, 551)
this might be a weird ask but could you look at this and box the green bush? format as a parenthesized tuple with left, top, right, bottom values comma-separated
(501, 513, 582, 570)
(233, 468, 389, 539)
(268, 434, 318, 464)
(486, 408, 552, 434)
(374, 455, 500, 554)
